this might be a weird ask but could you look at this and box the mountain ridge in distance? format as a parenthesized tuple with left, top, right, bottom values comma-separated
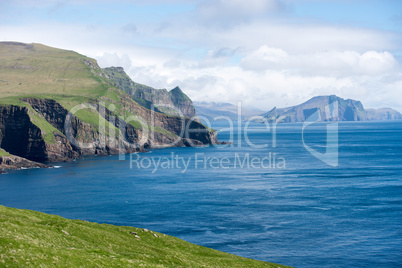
(195, 95, 401, 123)
(194, 101, 264, 121)
(259, 95, 401, 123)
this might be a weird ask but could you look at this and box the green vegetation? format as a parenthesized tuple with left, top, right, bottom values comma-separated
(28, 107, 62, 144)
(103, 67, 196, 118)
(0, 100, 59, 144)
(0, 205, 288, 267)
(0, 43, 133, 142)
(170, 86, 192, 102)
(0, 149, 10, 157)
(0, 42, 213, 149)
(0, 43, 126, 112)
(153, 126, 179, 139)
(0, 43, 107, 99)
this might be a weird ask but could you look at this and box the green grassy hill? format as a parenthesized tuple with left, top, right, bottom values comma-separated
(0, 42, 217, 165)
(0, 205, 289, 267)
(0, 42, 137, 145)
(0, 42, 128, 116)
(0, 42, 108, 100)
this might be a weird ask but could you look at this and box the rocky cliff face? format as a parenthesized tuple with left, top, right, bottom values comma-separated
(0, 155, 48, 173)
(94, 94, 217, 148)
(103, 67, 197, 119)
(21, 98, 138, 157)
(0, 42, 218, 172)
(0, 98, 217, 172)
(1, 105, 48, 162)
(0, 104, 78, 162)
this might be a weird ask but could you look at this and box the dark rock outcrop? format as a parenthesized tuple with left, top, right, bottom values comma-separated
(0, 98, 218, 165)
(0, 105, 48, 162)
(21, 98, 145, 157)
(109, 94, 218, 147)
(0, 105, 78, 162)
(0, 155, 48, 173)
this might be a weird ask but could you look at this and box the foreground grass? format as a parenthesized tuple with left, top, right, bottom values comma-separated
(0, 206, 289, 267)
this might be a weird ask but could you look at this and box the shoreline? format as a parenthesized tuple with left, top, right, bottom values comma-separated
(0, 140, 230, 174)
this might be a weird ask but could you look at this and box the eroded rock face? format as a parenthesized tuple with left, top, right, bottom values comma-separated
(45, 132, 78, 162)
(0, 105, 47, 162)
(105, 95, 218, 147)
(22, 98, 142, 157)
(0, 98, 218, 166)
(21, 98, 67, 133)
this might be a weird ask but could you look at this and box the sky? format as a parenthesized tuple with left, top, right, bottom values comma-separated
(1, 0, 402, 111)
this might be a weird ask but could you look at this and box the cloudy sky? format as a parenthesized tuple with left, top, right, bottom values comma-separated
(1, 0, 402, 111)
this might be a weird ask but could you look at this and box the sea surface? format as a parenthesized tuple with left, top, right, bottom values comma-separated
(1, 120, 401, 267)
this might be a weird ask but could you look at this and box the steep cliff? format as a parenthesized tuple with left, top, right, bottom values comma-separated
(0, 105, 77, 162)
(0, 105, 46, 162)
(103, 67, 197, 119)
(0, 42, 218, 172)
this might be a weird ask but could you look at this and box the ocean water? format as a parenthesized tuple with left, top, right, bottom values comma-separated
(0, 121, 401, 267)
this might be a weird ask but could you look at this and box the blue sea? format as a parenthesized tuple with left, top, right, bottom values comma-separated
(1, 120, 401, 267)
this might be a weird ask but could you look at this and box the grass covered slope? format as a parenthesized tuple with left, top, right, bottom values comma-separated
(0, 42, 107, 99)
(0, 206, 289, 267)
(0, 149, 10, 157)
(0, 42, 133, 145)
(0, 42, 124, 117)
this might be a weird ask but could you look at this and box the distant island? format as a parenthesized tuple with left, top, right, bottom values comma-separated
(195, 96, 401, 123)
(258, 95, 401, 123)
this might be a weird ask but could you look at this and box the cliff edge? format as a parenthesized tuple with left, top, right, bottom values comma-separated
(0, 42, 218, 172)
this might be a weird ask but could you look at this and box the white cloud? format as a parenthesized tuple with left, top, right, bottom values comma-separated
(241, 46, 289, 71)
(96, 53, 133, 71)
(241, 46, 398, 76)
(358, 51, 397, 75)
(1, 0, 401, 113)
